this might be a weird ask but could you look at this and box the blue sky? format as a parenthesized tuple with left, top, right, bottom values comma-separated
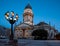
(0, 0, 60, 31)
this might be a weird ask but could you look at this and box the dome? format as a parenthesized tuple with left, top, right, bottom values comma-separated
(25, 3, 32, 9)
(37, 22, 48, 26)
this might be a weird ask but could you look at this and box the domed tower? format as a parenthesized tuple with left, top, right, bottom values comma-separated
(23, 4, 34, 25)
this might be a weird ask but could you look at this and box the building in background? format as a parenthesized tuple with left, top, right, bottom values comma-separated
(14, 4, 58, 40)
(14, 4, 34, 39)
(0, 25, 10, 38)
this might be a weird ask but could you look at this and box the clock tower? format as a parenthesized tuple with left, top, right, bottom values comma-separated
(23, 4, 33, 25)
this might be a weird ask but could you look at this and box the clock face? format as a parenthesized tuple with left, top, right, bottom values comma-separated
(24, 9, 33, 13)
(27, 10, 31, 12)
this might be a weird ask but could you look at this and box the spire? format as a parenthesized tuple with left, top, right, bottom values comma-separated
(53, 24, 55, 29)
(49, 21, 51, 30)
(25, 3, 32, 9)
(49, 21, 51, 26)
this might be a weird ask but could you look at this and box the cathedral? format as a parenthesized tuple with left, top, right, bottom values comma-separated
(14, 4, 58, 40)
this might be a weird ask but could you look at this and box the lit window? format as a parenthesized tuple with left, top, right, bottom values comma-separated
(20, 31, 22, 32)
(28, 16, 30, 19)
(26, 35, 28, 36)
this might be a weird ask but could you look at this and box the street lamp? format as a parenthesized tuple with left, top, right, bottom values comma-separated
(5, 11, 18, 40)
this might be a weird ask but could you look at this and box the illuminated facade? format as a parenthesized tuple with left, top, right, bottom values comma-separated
(14, 4, 58, 39)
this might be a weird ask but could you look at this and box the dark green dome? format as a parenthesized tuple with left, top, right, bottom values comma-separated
(25, 3, 32, 9)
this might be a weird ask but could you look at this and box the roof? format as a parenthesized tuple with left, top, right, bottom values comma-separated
(15, 23, 34, 29)
(25, 3, 32, 9)
(37, 22, 48, 26)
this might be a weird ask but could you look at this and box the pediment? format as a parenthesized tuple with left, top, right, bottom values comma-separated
(18, 23, 31, 29)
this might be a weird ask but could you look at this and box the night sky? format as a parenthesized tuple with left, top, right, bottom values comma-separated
(0, 0, 60, 31)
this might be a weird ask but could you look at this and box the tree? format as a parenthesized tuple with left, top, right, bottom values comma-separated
(32, 29, 48, 40)
(55, 33, 60, 40)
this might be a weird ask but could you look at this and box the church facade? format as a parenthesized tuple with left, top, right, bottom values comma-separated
(14, 4, 58, 40)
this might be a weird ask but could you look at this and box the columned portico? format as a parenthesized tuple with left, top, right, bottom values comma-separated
(15, 23, 33, 38)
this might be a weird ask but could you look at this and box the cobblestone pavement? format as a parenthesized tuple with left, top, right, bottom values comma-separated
(0, 39, 60, 46)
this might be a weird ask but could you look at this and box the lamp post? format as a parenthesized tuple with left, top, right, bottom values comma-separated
(5, 11, 18, 40)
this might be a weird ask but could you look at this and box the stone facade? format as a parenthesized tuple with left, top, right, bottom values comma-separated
(14, 4, 58, 40)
